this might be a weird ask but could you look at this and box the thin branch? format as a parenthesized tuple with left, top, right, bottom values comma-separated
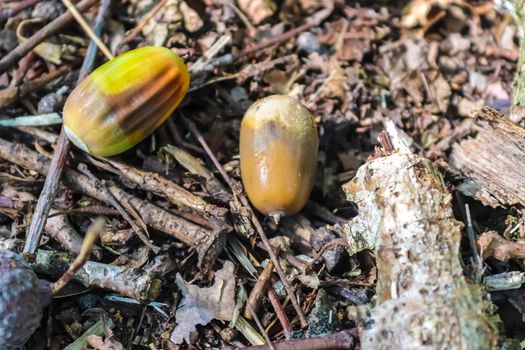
(24, 0, 110, 255)
(61, 0, 114, 60)
(223, 329, 357, 350)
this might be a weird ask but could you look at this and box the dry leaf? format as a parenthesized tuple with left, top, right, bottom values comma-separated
(86, 335, 125, 350)
(238, 0, 276, 25)
(478, 231, 525, 261)
(428, 71, 451, 113)
(170, 261, 236, 344)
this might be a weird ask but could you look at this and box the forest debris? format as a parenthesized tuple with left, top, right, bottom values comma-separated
(449, 107, 525, 207)
(0, 0, 99, 75)
(162, 145, 231, 202)
(306, 289, 341, 337)
(485, 271, 525, 291)
(87, 156, 227, 219)
(170, 261, 236, 344)
(34, 249, 161, 301)
(0, 137, 225, 265)
(478, 230, 525, 261)
(341, 123, 498, 349)
(63, 319, 115, 350)
(237, 0, 276, 25)
(222, 329, 357, 350)
(180, 1, 203, 32)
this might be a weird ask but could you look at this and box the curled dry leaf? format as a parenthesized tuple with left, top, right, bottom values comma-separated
(170, 261, 236, 344)
(478, 231, 525, 261)
(17, 18, 62, 64)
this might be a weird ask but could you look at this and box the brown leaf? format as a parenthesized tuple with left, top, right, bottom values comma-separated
(478, 231, 525, 261)
(170, 261, 236, 344)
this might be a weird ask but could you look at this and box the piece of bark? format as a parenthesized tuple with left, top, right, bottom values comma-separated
(33, 250, 160, 301)
(449, 107, 525, 207)
(342, 122, 499, 349)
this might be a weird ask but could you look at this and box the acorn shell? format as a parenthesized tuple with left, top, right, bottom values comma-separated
(63, 46, 190, 156)
(239, 95, 319, 217)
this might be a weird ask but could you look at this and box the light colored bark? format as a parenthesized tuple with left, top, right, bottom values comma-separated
(342, 123, 499, 349)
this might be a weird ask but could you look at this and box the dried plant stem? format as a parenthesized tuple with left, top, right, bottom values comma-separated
(183, 117, 308, 328)
(223, 329, 357, 350)
(244, 261, 274, 320)
(61, 0, 114, 60)
(267, 288, 292, 339)
(77, 163, 160, 253)
(0, 0, 99, 75)
(87, 155, 228, 219)
(50, 217, 105, 294)
(45, 209, 95, 257)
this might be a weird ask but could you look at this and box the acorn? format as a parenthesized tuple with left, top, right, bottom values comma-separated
(239, 95, 319, 218)
(63, 46, 190, 156)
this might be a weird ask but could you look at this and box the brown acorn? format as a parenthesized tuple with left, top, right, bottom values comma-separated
(239, 95, 319, 218)
(63, 46, 190, 156)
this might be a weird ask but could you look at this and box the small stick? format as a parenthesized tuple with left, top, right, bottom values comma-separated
(24, 0, 109, 255)
(267, 288, 292, 339)
(242, 285, 276, 350)
(117, 0, 169, 49)
(61, 0, 114, 60)
(183, 117, 309, 328)
(24, 131, 71, 254)
(223, 329, 357, 350)
(0, 0, 99, 75)
(244, 261, 274, 320)
(50, 216, 105, 294)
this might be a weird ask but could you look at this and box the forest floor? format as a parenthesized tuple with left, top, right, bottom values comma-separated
(0, 0, 524, 349)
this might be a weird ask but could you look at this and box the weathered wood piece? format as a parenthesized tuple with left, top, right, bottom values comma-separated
(449, 107, 525, 208)
(342, 123, 498, 349)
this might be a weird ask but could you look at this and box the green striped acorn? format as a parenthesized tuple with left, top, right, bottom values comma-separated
(63, 46, 190, 156)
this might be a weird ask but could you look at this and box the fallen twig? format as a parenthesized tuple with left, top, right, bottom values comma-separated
(223, 329, 357, 350)
(24, 0, 108, 255)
